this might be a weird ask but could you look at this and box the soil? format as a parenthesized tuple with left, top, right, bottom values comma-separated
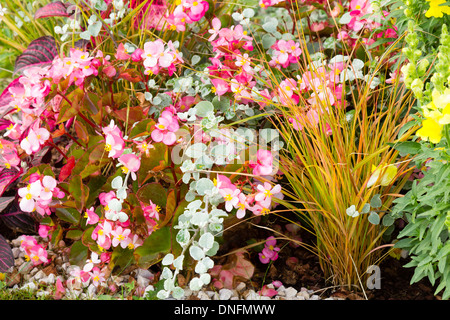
(218, 214, 439, 301)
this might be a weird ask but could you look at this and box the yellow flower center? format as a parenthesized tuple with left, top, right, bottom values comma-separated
(122, 166, 129, 174)
(25, 193, 33, 200)
(224, 194, 233, 201)
(261, 208, 270, 215)
(355, 5, 361, 9)
(105, 144, 112, 152)
(264, 190, 272, 197)
(128, 242, 135, 249)
(193, 1, 198, 6)
(5, 163, 11, 169)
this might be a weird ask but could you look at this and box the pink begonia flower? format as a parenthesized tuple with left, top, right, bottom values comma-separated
(151, 109, 179, 145)
(211, 78, 229, 96)
(20, 236, 38, 251)
(99, 191, 116, 206)
(20, 126, 50, 155)
(83, 252, 101, 272)
(96, 220, 113, 245)
(40, 175, 57, 201)
(1, 150, 20, 170)
(249, 149, 273, 176)
(53, 278, 66, 300)
(272, 280, 283, 288)
(28, 244, 49, 266)
(18, 180, 43, 212)
(219, 188, 241, 212)
(100, 252, 111, 263)
(104, 132, 125, 159)
(131, 48, 144, 62)
(258, 247, 274, 264)
(38, 225, 52, 238)
(111, 226, 132, 248)
(215, 174, 236, 190)
(310, 22, 326, 32)
(208, 17, 221, 41)
(265, 236, 279, 252)
(118, 153, 141, 180)
(235, 53, 252, 73)
(142, 200, 161, 221)
(184, 0, 209, 21)
(142, 39, 166, 68)
(255, 182, 282, 208)
(167, 5, 192, 32)
(90, 267, 106, 287)
(235, 193, 248, 219)
(123, 234, 144, 250)
(85, 206, 99, 225)
(102, 119, 122, 137)
(115, 43, 131, 60)
(259, 285, 278, 297)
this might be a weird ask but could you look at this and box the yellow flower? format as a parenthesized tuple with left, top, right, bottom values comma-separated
(417, 118, 443, 143)
(367, 164, 398, 188)
(425, 0, 450, 18)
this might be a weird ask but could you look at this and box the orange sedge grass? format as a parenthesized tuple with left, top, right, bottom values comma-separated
(241, 5, 418, 291)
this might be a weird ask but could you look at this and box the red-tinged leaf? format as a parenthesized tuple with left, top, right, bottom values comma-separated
(14, 36, 58, 75)
(51, 123, 66, 139)
(74, 121, 89, 144)
(0, 168, 22, 197)
(59, 156, 75, 181)
(117, 69, 143, 83)
(0, 77, 24, 116)
(34, 1, 71, 19)
(0, 234, 14, 273)
(114, 106, 143, 124)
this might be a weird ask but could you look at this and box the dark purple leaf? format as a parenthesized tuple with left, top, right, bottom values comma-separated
(14, 36, 58, 75)
(0, 234, 14, 273)
(0, 201, 38, 234)
(0, 77, 24, 116)
(74, 39, 91, 51)
(0, 197, 14, 213)
(34, 1, 71, 19)
(0, 168, 22, 198)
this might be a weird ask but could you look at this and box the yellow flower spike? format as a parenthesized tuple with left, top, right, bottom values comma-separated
(367, 164, 398, 188)
(0, 273, 5, 281)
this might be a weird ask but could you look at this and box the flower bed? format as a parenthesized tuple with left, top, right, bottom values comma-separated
(0, 0, 446, 300)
